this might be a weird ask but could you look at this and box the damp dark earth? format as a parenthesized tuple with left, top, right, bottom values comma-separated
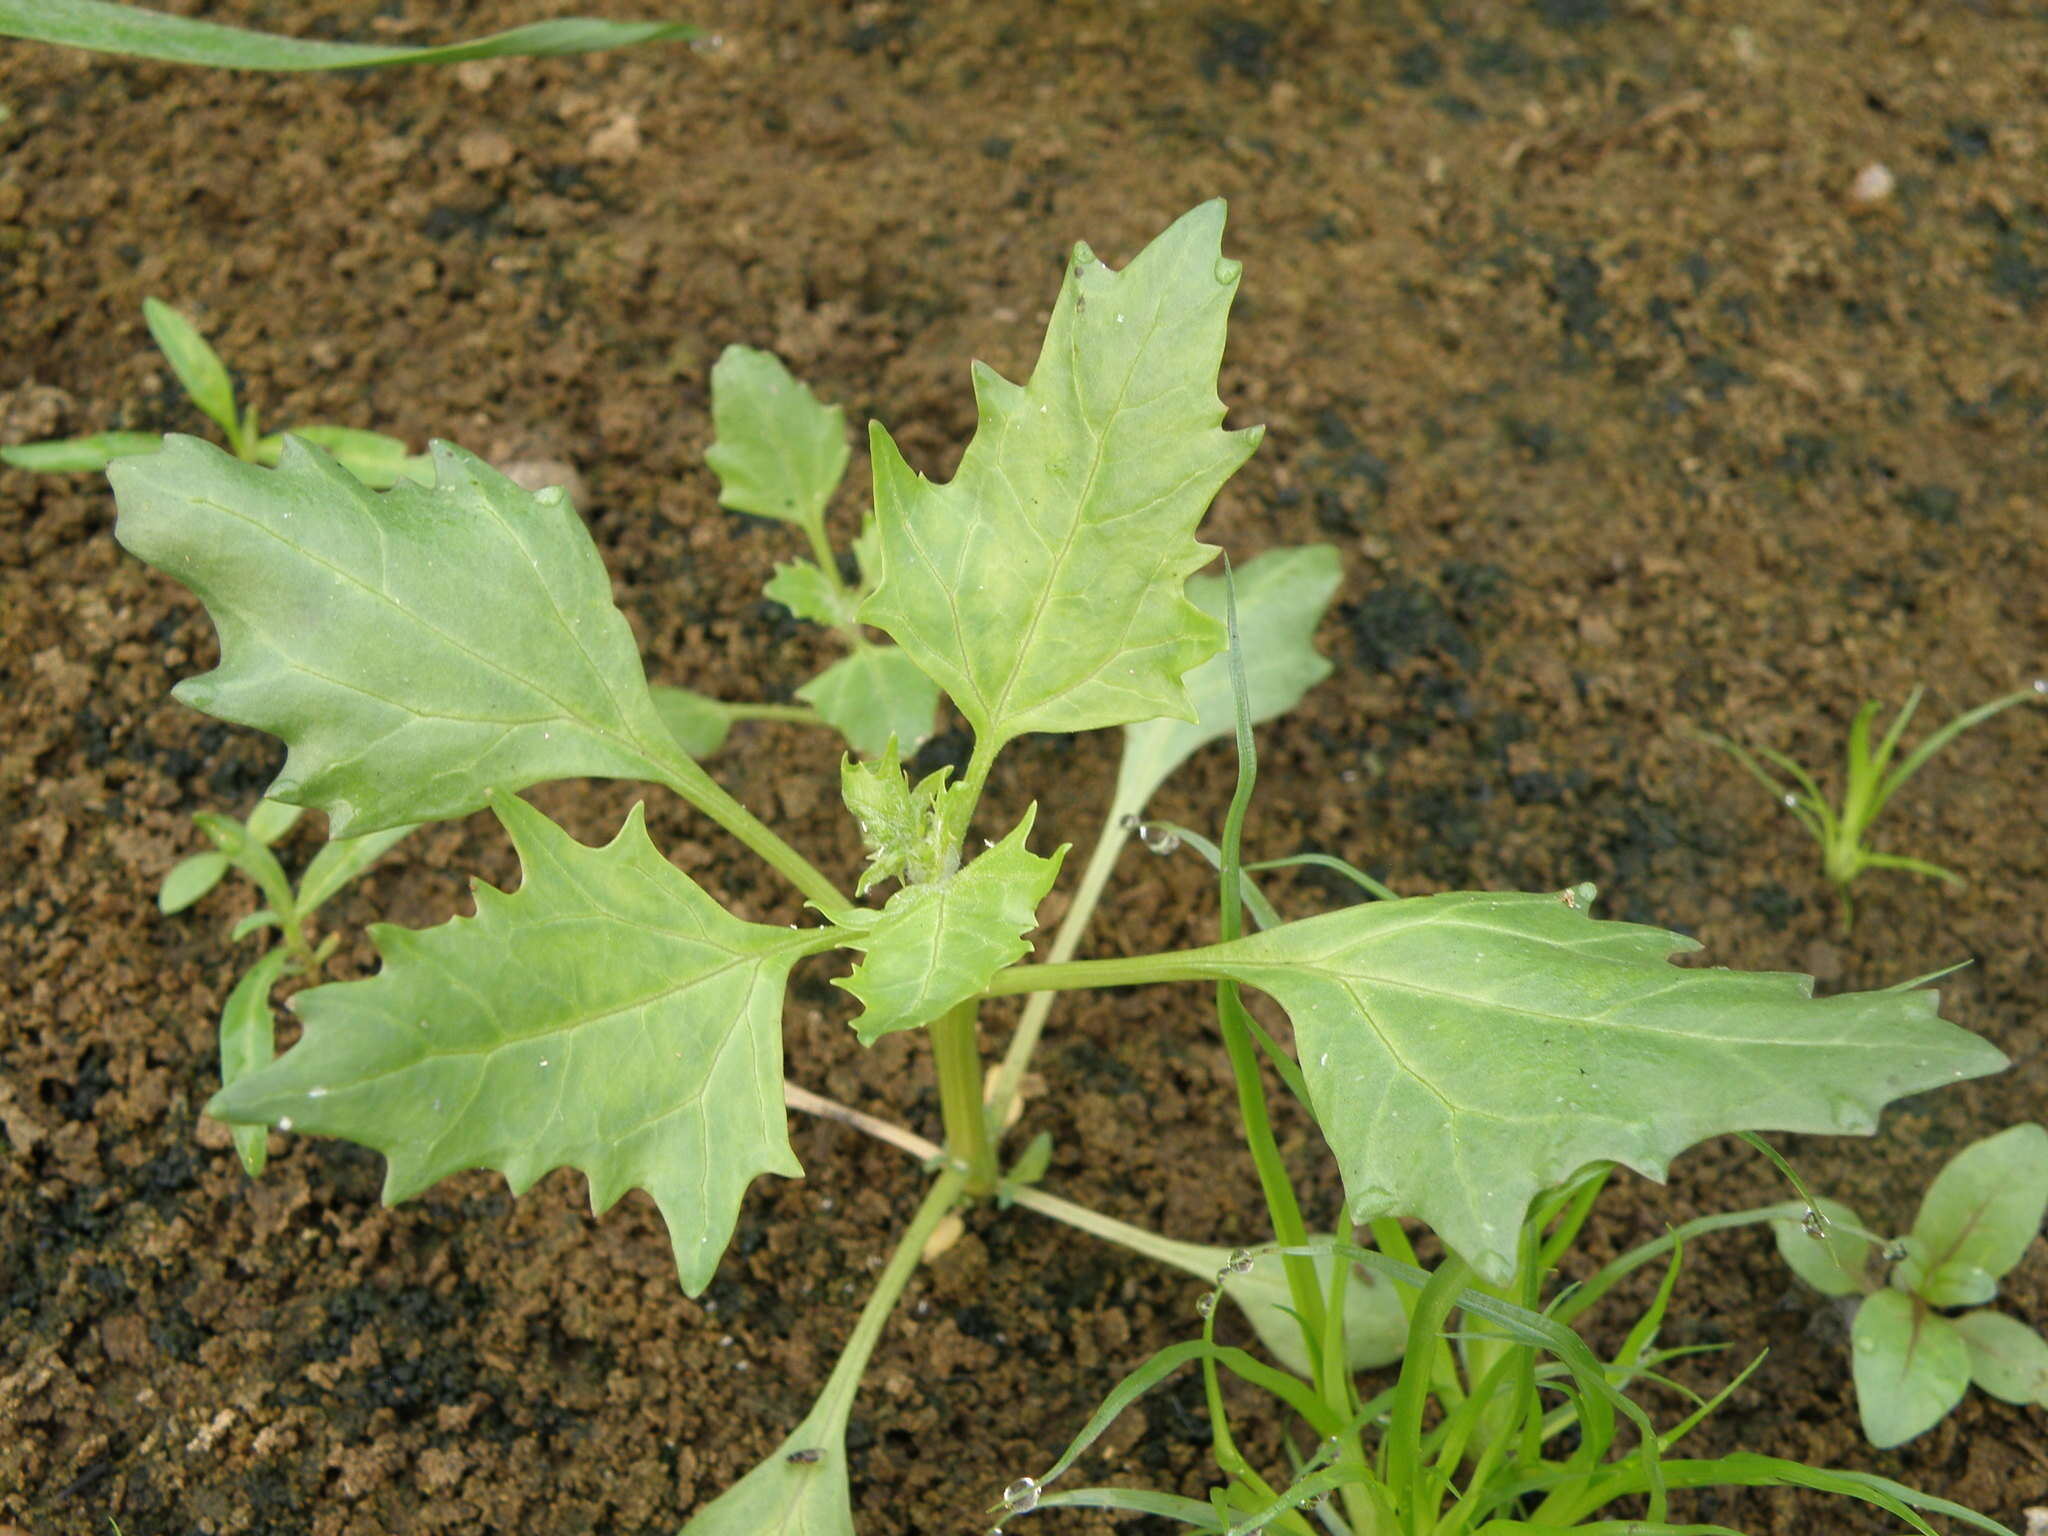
(3, 3, 2046, 1533)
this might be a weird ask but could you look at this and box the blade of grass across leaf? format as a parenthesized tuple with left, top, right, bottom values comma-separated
(0, 1, 696, 69)
(207, 794, 832, 1293)
(862, 201, 1259, 747)
(1131, 895, 2007, 1284)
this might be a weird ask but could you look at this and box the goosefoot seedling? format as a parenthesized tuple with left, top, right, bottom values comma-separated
(113, 203, 2023, 1534)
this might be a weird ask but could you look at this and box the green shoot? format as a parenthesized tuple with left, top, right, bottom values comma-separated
(1700, 682, 2045, 932)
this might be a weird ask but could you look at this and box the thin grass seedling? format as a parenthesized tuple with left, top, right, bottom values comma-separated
(1699, 683, 2045, 932)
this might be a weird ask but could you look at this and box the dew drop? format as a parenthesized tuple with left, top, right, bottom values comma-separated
(277, 1116, 294, 1132)
(1227, 1248, 1255, 1275)
(1782, 793, 1798, 808)
(1196, 1292, 1216, 1319)
(1003, 1476, 1041, 1513)
(2034, 679, 2047, 694)
(1856, 1334, 1877, 1352)
(1882, 1240, 1908, 1263)
(1801, 1206, 1829, 1240)
(1115, 313, 1125, 323)
(307, 1087, 329, 1099)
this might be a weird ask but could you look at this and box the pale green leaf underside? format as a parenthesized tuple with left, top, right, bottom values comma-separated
(705, 345, 849, 536)
(861, 200, 1259, 745)
(1118, 543, 1340, 813)
(834, 807, 1065, 1044)
(679, 1404, 853, 1536)
(110, 435, 679, 836)
(799, 645, 942, 759)
(1180, 891, 2008, 1284)
(1853, 1290, 1969, 1447)
(206, 794, 823, 1294)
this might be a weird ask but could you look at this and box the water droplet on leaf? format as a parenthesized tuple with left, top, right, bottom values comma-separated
(1003, 1476, 1040, 1513)
(1196, 1292, 1216, 1319)
(1801, 1206, 1828, 1239)
(277, 1116, 293, 1132)
(1227, 1248, 1254, 1275)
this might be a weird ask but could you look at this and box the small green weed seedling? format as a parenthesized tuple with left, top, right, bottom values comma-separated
(3, 299, 434, 487)
(1700, 684, 2044, 933)
(1772, 1123, 2048, 1448)
(111, 204, 2025, 1534)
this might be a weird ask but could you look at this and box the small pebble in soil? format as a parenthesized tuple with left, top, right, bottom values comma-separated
(1003, 1476, 1040, 1513)
(1848, 162, 1896, 206)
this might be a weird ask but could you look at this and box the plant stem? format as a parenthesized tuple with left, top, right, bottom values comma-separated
(929, 1000, 998, 1195)
(810, 1166, 968, 1426)
(985, 786, 1138, 1134)
(719, 701, 817, 726)
(644, 751, 852, 921)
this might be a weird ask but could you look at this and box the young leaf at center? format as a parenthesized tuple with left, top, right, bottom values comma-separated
(206, 793, 831, 1294)
(833, 807, 1066, 1044)
(861, 200, 1260, 749)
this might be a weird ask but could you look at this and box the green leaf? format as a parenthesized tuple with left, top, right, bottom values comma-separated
(142, 299, 239, 441)
(297, 823, 416, 914)
(763, 560, 858, 629)
(678, 1409, 854, 1536)
(206, 794, 823, 1294)
(260, 426, 432, 489)
(705, 345, 849, 536)
(850, 514, 883, 597)
(1954, 1309, 2048, 1405)
(158, 850, 230, 914)
(0, 1, 696, 70)
(1770, 1196, 1872, 1298)
(798, 645, 942, 759)
(1220, 1242, 1406, 1375)
(1896, 1122, 2048, 1305)
(109, 435, 680, 836)
(1182, 891, 2008, 1284)
(1852, 1290, 1969, 1447)
(860, 200, 1259, 747)
(217, 946, 293, 1177)
(650, 685, 734, 760)
(1117, 544, 1340, 812)
(838, 739, 972, 896)
(1, 430, 164, 472)
(243, 797, 304, 844)
(833, 806, 1064, 1044)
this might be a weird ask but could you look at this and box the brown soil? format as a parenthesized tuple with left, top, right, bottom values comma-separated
(4, 2, 2046, 1532)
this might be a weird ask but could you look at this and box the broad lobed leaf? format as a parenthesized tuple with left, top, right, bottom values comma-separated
(833, 806, 1065, 1044)
(1182, 891, 2008, 1283)
(861, 200, 1259, 747)
(110, 435, 681, 836)
(207, 793, 829, 1294)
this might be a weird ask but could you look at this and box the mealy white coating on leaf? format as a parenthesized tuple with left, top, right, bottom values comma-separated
(205, 794, 829, 1295)
(859, 200, 1259, 746)
(1186, 891, 2008, 1284)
